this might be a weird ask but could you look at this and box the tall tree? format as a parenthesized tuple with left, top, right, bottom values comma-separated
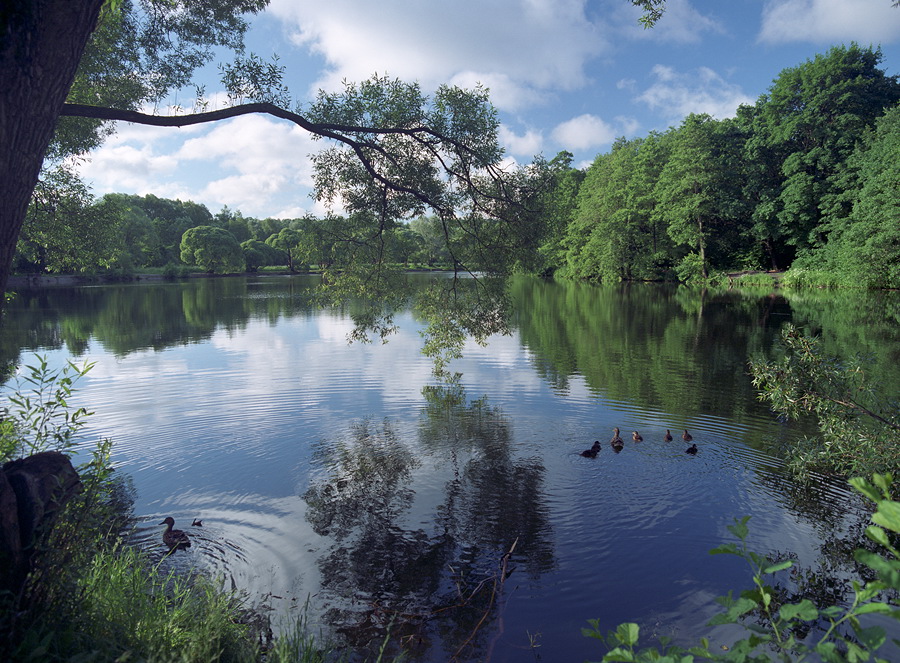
(749, 44, 900, 256)
(653, 114, 745, 280)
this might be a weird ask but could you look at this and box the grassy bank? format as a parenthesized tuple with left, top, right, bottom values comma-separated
(0, 360, 355, 662)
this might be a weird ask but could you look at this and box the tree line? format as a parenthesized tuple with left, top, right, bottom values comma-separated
(16, 188, 459, 276)
(538, 44, 900, 289)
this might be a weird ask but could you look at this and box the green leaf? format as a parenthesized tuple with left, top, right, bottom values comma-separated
(615, 622, 640, 647)
(762, 560, 793, 574)
(855, 603, 894, 616)
(872, 473, 893, 495)
(850, 477, 883, 502)
(603, 646, 636, 662)
(727, 516, 751, 541)
(865, 525, 892, 549)
(710, 543, 740, 556)
(872, 501, 900, 534)
(780, 599, 818, 621)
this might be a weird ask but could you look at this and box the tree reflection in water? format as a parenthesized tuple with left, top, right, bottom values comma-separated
(302, 382, 554, 660)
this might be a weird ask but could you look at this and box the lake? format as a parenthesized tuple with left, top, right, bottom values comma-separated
(1, 274, 898, 661)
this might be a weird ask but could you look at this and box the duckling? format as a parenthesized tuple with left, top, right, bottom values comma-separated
(685, 443, 698, 455)
(610, 427, 624, 450)
(580, 440, 601, 457)
(632, 431, 643, 443)
(682, 429, 693, 442)
(664, 429, 673, 442)
(160, 517, 191, 549)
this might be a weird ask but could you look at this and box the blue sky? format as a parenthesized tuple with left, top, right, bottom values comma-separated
(76, 0, 900, 220)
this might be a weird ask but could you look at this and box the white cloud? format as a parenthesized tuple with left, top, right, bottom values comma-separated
(78, 112, 326, 217)
(499, 125, 544, 158)
(551, 114, 618, 151)
(266, 0, 611, 111)
(621, 0, 726, 43)
(759, 0, 900, 44)
(635, 65, 754, 124)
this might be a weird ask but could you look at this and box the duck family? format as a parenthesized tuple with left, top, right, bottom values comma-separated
(160, 516, 191, 549)
(577, 426, 698, 457)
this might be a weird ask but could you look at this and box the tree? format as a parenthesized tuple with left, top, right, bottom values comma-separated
(266, 227, 306, 272)
(0, 0, 674, 296)
(16, 166, 123, 274)
(794, 103, 900, 287)
(180, 226, 244, 274)
(653, 114, 745, 280)
(0, 0, 268, 293)
(240, 238, 278, 272)
(749, 44, 900, 256)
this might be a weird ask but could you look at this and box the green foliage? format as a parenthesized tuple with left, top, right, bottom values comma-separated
(241, 238, 279, 271)
(792, 103, 900, 289)
(16, 166, 125, 275)
(0, 355, 94, 462)
(266, 227, 308, 271)
(547, 45, 899, 287)
(750, 44, 900, 256)
(749, 325, 900, 480)
(180, 225, 245, 274)
(587, 474, 900, 662)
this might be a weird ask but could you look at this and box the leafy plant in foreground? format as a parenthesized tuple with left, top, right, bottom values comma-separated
(749, 324, 900, 481)
(0, 354, 94, 461)
(585, 473, 900, 662)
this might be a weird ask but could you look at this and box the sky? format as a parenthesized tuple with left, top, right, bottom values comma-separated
(76, 0, 900, 220)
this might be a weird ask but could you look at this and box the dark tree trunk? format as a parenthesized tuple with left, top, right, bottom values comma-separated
(0, 0, 105, 295)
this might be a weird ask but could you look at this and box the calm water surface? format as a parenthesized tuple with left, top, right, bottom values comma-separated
(2, 275, 898, 661)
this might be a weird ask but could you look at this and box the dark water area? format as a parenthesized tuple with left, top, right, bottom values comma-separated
(1, 275, 898, 661)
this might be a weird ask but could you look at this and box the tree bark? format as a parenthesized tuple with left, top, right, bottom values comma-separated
(0, 0, 105, 295)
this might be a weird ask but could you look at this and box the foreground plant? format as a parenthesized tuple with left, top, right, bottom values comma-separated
(0, 354, 94, 461)
(585, 473, 900, 662)
(749, 324, 900, 481)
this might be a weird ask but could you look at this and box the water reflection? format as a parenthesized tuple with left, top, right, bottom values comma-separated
(303, 385, 554, 660)
(1, 276, 899, 661)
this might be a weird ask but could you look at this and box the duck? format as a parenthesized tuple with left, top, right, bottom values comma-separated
(192, 519, 203, 527)
(611, 427, 624, 450)
(580, 440, 602, 457)
(632, 431, 643, 443)
(685, 443, 698, 455)
(682, 429, 693, 442)
(160, 517, 191, 549)
(664, 429, 673, 442)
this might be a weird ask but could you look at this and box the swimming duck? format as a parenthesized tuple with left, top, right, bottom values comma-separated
(682, 429, 693, 442)
(192, 519, 203, 527)
(632, 431, 643, 443)
(160, 517, 191, 549)
(611, 427, 624, 450)
(685, 444, 698, 455)
(580, 440, 601, 457)
(664, 429, 673, 442)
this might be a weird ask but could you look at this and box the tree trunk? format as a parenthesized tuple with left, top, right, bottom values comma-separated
(0, 0, 105, 295)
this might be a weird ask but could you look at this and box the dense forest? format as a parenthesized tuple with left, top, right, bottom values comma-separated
(542, 44, 900, 288)
(17, 44, 900, 288)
